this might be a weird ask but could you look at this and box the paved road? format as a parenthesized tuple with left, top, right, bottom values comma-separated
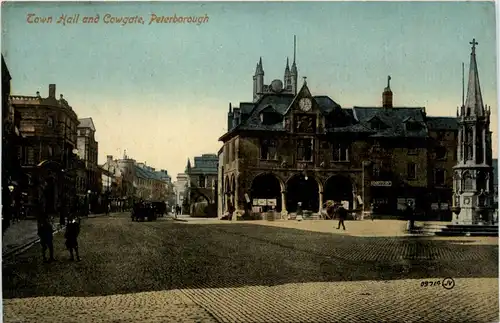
(3, 213, 498, 322)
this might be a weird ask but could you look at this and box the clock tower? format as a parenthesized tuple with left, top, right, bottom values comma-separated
(452, 39, 495, 225)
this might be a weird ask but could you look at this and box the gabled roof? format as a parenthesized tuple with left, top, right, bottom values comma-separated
(426, 116, 459, 130)
(78, 117, 96, 131)
(219, 83, 343, 141)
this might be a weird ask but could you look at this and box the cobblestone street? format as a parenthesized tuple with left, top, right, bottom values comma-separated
(3, 213, 498, 322)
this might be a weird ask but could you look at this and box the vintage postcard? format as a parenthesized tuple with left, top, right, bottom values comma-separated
(1, 1, 498, 322)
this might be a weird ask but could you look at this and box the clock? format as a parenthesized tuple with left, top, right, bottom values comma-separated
(299, 98, 312, 112)
(464, 197, 471, 205)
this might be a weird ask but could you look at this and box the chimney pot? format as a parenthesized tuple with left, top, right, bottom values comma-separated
(49, 84, 56, 98)
(107, 155, 113, 161)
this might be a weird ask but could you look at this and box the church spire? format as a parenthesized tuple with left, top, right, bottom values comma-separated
(284, 57, 291, 88)
(463, 38, 484, 116)
(185, 158, 191, 173)
(291, 35, 298, 94)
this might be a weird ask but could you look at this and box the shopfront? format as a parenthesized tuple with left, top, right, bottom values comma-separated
(370, 181, 396, 215)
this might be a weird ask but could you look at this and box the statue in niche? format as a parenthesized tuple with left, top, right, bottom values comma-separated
(284, 118, 291, 131)
(295, 115, 314, 133)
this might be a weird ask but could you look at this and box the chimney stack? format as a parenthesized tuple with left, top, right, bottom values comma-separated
(382, 75, 393, 108)
(107, 155, 113, 163)
(49, 84, 56, 98)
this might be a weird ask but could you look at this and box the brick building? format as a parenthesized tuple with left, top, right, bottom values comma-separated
(185, 154, 218, 216)
(11, 84, 80, 214)
(77, 117, 100, 198)
(218, 56, 459, 220)
(101, 154, 172, 207)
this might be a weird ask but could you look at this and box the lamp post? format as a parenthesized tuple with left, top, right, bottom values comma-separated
(87, 189, 91, 215)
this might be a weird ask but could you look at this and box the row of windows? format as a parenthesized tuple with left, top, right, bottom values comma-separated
(259, 140, 450, 163)
(260, 139, 349, 162)
(197, 175, 216, 188)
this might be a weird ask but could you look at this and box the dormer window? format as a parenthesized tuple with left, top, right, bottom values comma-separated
(405, 121, 422, 132)
(369, 117, 387, 131)
(260, 106, 283, 126)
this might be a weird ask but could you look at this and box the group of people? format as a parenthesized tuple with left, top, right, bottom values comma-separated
(37, 212, 81, 263)
(131, 200, 158, 221)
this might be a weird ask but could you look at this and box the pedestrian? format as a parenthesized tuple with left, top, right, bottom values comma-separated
(64, 213, 81, 261)
(336, 202, 347, 230)
(37, 216, 55, 263)
(228, 202, 235, 221)
(405, 201, 415, 231)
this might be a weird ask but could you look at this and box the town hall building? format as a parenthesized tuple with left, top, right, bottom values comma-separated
(218, 39, 492, 220)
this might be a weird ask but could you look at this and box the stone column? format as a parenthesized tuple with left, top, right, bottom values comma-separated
(318, 191, 323, 215)
(281, 190, 288, 219)
(352, 191, 357, 209)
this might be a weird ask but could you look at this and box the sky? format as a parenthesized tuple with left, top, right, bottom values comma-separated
(2, 1, 498, 178)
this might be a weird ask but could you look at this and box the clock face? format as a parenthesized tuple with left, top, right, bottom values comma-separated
(299, 98, 312, 112)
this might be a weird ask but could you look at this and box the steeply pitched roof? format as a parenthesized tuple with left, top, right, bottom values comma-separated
(78, 117, 96, 131)
(464, 40, 484, 116)
(220, 84, 344, 140)
(426, 117, 459, 130)
(353, 107, 428, 138)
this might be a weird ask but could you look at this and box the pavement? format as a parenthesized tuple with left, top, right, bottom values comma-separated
(2, 213, 498, 322)
(2, 212, 110, 258)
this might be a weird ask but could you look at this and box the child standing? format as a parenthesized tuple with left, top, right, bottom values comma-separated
(65, 214, 81, 261)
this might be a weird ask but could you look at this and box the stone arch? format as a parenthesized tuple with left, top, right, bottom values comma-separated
(251, 173, 283, 212)
(323, 174, 353, 208)
(285, 173, 321, 212)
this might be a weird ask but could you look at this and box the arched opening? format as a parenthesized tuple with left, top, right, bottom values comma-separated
(286, 174, 320, 212)
(250, 173, 282, 212)
(463, 171, 473, 191)
(230, 175, 236, 209)
(324, 175, 353, 209)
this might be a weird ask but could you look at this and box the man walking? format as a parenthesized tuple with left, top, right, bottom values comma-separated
(38, 216, 55, 263)
(336, 202, 347, 230)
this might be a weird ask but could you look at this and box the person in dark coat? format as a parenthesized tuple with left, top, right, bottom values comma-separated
(38, 216, 55, 263)
(336, 202, 347, 230)
(65, 213, 81, 261)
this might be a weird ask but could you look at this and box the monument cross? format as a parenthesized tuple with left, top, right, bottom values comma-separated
(470, 38, 478, 51)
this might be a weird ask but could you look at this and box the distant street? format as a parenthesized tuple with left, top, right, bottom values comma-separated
(3, 214, 498, 322)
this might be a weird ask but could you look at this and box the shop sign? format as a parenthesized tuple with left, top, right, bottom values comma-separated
(370, 181, 392, 187)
